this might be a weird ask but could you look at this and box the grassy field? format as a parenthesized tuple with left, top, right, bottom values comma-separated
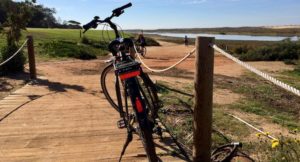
(0, 28, 133, 61)
(0, 28, 163, 62)
(0, 28, 112, 48)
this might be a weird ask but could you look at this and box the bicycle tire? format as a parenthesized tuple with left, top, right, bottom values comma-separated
(138, 119, 158, 162)
(101, 63, 119, 112)
(126, 78, 158, 162)
(211, 144, 237, 162)
(138, 72, 161, 121)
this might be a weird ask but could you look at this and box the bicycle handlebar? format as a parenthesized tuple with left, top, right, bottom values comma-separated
(82, 2, 132, 36)
(112, 3, 132, 17)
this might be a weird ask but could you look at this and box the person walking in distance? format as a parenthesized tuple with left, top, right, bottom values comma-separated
(136, 32, 147, 56)
(184, 35, 189, 46)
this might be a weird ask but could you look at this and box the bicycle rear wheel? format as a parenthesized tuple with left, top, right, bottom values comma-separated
(126, 78, 158, 162)
(101, 64, 160, 115)
(138, 117, 158, 162)
(137, 72, 161, 121)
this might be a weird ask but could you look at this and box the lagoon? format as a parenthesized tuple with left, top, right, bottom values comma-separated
(144, 32, 299, 42)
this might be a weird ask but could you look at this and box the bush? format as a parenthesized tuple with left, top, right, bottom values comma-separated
(42, 40, 97, 60)
(0, 44, 26, 75)
(81, 36, 91, 45)
(132, 36, 160, 46)
(239, 41, 300, 61)
(145, 37, 160, 46)
(234, 45, 251, 55)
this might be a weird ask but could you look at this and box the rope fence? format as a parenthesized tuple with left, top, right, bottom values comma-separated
(136, 43, 299, 98)
(211, 44, 300, 97)
(135, 46, 196, 73)
(0, 39, 28, 67)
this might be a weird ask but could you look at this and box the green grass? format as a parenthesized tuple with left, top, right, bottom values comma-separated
(157, 81, 251, 150)
(0, 28, 135, 61)
(215, 73, 300, 130)
(278, 65, 300, 89)
(24, 28, 130, 44)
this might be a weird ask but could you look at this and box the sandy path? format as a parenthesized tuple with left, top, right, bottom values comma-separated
(143, 41, 294, 77)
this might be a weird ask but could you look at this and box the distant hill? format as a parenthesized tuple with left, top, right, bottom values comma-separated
(128, 26, 300, 37)
(263, 25, 300, 29)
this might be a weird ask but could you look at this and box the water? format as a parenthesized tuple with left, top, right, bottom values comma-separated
(144, 32, 299, 42)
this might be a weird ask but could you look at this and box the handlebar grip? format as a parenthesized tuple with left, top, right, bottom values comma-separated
(82, 19, 98, 33)
(112, 2, 132, 16)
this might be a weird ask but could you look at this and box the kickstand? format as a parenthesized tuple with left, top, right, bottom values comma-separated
(118, 130, 133, 162)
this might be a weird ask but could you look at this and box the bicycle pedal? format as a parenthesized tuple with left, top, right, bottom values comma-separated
(156, 101, 164, 108)
(117, 119, 126, 129)
(154, 126, 163, 139)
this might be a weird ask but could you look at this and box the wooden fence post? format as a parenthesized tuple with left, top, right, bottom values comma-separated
(27, 36, 36, 79)
(193, 36, 215, 162)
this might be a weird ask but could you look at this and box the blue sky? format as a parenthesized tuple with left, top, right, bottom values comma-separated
(34, 0, 300, 29)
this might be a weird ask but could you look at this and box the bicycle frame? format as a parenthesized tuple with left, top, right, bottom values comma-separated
(84, 3, 158, 161)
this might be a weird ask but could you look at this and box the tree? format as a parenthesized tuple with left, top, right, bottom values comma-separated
(0, 0, 10, 24)
(0, 0, 34, 74)
(27, 4, 57, 28)
(68, 20, 81, 26)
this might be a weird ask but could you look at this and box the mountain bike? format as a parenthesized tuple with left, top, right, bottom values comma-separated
(135, 42, 147, 57)
(83, 3, 162, 162)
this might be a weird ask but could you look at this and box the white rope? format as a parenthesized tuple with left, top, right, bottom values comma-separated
(228, 114, 277, 140)
(212, 44, 300, 97)
(0, 39, 28, 67)
(136, 47, 196, 73)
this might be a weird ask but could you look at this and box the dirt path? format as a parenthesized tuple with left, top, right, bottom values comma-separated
(144, 42, 294, 77)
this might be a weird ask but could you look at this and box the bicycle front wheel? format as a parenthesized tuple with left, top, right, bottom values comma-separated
(100, 63, 119, 112)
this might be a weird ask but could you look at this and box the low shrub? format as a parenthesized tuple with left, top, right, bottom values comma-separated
(234, 45, 251, 55)
(239, 40, 300, 61)
(0, 44, 26, 75)
(81, 36, 91, 45)
(132, 35, 160, 46)
(42, 40, 97, 60)
(145, 37, 160, 46)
